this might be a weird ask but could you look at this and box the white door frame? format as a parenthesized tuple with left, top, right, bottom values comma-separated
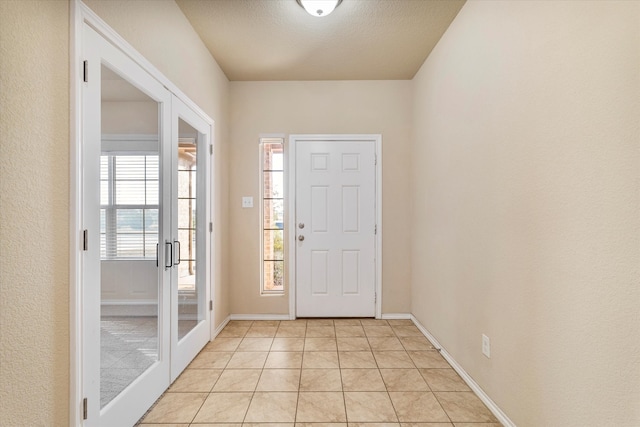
(70, 2, 216, 425)
(287, 134, 382, 319)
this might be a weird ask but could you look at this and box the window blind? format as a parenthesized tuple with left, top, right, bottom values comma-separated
(100, 154, 159, 259)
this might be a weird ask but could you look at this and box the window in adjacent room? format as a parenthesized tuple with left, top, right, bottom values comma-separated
(100, 154, 159, 259)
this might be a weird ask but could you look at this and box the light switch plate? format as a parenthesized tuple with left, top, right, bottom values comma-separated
(482, 334, 491, 358)
(242, 196, 254, 208)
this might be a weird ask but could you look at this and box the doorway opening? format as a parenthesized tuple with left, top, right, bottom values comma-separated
(73, 7, 215, 425)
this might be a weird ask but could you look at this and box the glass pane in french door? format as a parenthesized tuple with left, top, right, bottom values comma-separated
(100, 63, 160, 408)
(177, 118, 204, 340)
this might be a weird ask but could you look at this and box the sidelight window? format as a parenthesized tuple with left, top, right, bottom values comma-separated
(260, 138, 285, 293)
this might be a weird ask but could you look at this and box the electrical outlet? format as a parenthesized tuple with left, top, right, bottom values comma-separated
(482, 334, 491, 358)
(242, 196, 253, 208)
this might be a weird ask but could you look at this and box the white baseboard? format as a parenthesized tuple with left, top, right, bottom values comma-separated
(410, 315, 516, 427)
(101, 299, 157, 305)
(214, 311, 513, 426)
(381, 313, 412, 320)
(229, 313, 292, 321)
(101, 301, 157, 316)
(212, 316, 230, 339)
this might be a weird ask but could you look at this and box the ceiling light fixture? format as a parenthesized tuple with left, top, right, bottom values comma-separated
(296, 0, 343, 17)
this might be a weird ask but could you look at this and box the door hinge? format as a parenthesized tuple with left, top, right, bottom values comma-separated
(209, 300, 213, 311)
(374, 224, 377, 235)
(374, 153, 377, 165)
(82, 229, 88, 251)
(82, 398, 88, 420)
(209, 222, 213, 233)
(209, 144, 213, 155)
(83, 60, 88, 83)
(374, 293, 377, 304)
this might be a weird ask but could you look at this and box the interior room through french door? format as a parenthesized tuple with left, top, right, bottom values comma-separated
(82, 23, 170, 427)
(81, 24, 211, 426)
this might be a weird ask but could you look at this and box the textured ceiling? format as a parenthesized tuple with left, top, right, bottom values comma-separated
(176, 0, 466, 81)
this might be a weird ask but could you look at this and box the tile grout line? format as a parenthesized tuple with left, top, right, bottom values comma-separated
(239, 326, 252, 424)
(292, 322, 305, 424)
(285, 319, 306, 423)
(385, 322, 402, 423)
(382, 323, 402, 424)
(395, 322, 452, 425)
(150, 319, 493, 426)
(241, 327, 263, 425)
(431, 387, 455, 424)
(333, 322, 349, 424)
(186, 332, 234, 426)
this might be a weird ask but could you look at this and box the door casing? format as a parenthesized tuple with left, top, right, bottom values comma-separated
(287, 134, 382, 319)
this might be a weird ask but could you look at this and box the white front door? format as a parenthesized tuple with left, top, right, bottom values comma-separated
(294, 137, 377, 317)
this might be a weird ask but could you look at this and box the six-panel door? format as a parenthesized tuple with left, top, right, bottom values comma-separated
(295, 140, 377, 317)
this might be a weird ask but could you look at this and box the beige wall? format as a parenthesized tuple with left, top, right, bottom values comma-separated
(410, 1, 640, 425)
(102, 101, 158, 134)
(0, 0, 229, 424)
(3, 0, 638, 425)
(101, 261, 157, 302)
(229, 81, 413, 315)
(83, 0, 231, 327)
(0, 1, 70, 425)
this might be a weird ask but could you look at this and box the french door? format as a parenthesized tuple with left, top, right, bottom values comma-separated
(81, 24, 211, 426)
(169, 98, 211, 379)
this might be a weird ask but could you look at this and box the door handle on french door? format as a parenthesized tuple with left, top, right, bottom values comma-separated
(164, 240, 173, 270)
(173, 240, 181, 266)
(156, 243, 159, 267)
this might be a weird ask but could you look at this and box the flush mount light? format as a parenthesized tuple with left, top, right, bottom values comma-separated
(296, 0, 343, 17)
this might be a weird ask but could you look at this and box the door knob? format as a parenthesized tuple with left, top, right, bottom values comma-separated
(298, 222, 305, 229)
(298, 235, 305, 241)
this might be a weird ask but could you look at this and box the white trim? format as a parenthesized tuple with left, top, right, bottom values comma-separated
(287, 137, 297, 319)
(259, 133, 286, 139)
(229, 314, 292, 321)
(288, 134, 382, 319)
(208, 119, 217, 340)
(69, 2, 83, 425)
(100, 299, 157, 305)
(77, 2, 213, 125)
(410, 315, 516, 427)
(100, 302, 157, 317)
(101, 133, 158, 153)
(212, 316, 231, 339)
(374, 136, 382, 319)
(101, 133, 157, 141)
(259, 136, 286, 296)
(381, 313, 412, 320)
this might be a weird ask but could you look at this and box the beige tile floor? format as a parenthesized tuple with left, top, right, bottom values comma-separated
(137, 319, 501, 426)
